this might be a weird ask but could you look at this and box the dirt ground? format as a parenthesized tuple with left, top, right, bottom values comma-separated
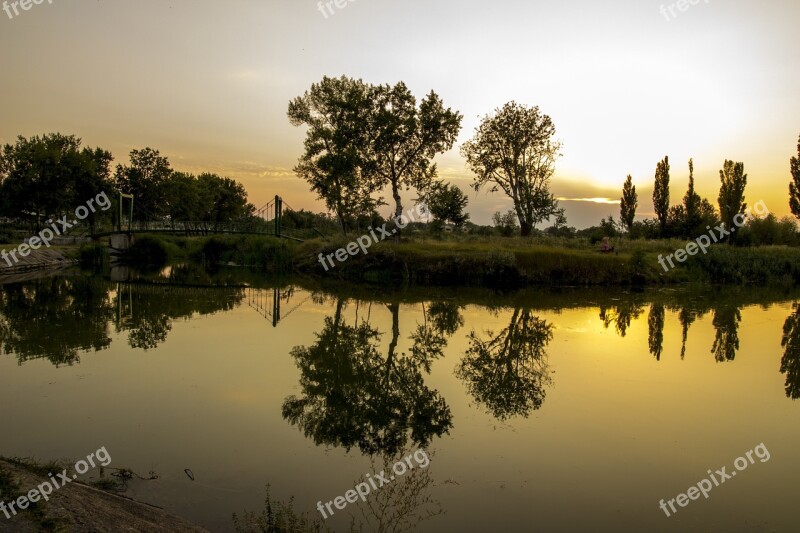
(0, 460, 208, 533)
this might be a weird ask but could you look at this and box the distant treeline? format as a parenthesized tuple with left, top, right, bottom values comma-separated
(0, 134, 256, 233)
(289, 76, 800, 245)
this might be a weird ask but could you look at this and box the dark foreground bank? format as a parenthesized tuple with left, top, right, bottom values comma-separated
(0, 459, 206, 532)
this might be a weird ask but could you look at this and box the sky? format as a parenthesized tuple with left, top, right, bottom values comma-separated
(0, 0, 798, 228)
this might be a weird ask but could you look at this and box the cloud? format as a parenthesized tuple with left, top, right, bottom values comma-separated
(556, 197, 620, 205)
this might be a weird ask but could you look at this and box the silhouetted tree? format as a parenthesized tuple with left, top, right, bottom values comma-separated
(653, 156, 670, 236)
(0, 134, 112, 231)
(718, 160, 748, 243)
(288, 76, 381, 235)
(421, 182, 470, 229)
(789, 135, 800, 220)
(462, 102, 565, 236)
(368, 82, 462, 237)
(683, 159, 701, 236)
(620, 175, 638, 232)
(492, 210, 519, 237)
(427, 301, 464, 336)
(114, 148, 172, 222)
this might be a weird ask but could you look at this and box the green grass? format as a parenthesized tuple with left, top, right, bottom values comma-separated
(75, 231, 800, 287)
(295, 234, 800, 287)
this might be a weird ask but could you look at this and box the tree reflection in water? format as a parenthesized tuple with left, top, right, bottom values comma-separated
(781, 303, 800, 399)
(350, 448, 444, 533)
(282, 298, 453, 456)
(711, 303, 742, 362)
(456, 307, 554, 420)
(647, 303, 665, 361)
(0, 277, 114, 366)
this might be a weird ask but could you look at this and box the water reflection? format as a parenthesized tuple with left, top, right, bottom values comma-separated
(647, 303, 666, 361)
(781, 303, 800, 399)
(0, 277, 244, 363)
(350, 448, 445, 532)
(456, 308, 553, 420)
(0, 277, 113, 366)
(3, 275, 800, 410)
(711, 303, 742, 363)
(599, 299, 644, 338)
(281, 298, 453, 456)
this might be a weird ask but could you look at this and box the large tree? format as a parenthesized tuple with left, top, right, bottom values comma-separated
(717, 160, 747, 242)
(462, 102, 564, 236)
(620, 175, 638, 232)
(288, 76, 381, 235)
(162, 171, 201, 228)
(74, 147, 114, 234)
(197, 173, 254, 230)
(367, 82, 462, 236)
(653, 156, 670, 236)
(114, 148, 172, 223)
(789, 135, 800, 220)
(0, 134, 111, 231)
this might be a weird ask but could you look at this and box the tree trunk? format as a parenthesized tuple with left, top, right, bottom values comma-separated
(391, 179, 403, 241)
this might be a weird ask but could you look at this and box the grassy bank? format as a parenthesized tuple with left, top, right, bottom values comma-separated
(80, 233, 800, 287)
(295, 236, 800, 287)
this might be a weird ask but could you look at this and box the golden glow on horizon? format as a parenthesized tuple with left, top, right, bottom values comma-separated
(0, 0, 798, 227)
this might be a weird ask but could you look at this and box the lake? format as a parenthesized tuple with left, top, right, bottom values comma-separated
(1, 269, 798, 532)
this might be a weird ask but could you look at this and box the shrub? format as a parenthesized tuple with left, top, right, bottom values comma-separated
(79, 242, 108, 269)
(126, 236, 169, 268)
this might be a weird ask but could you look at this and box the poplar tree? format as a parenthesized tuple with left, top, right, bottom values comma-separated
(653, 156, 670, 237)
(620, 175, 637, 233)
(717, 160, 747, 242)
(683, 159, 701, 229)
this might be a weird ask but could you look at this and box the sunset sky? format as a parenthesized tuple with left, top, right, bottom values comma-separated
(1, 0, 798, 227)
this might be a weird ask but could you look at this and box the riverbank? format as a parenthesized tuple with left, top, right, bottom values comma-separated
(0, 248, 77, 275)
(0, 458, 206, 532)
(79, 234, 800, 288)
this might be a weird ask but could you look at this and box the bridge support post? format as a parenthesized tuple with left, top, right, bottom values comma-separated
(274, 195, 282, 237)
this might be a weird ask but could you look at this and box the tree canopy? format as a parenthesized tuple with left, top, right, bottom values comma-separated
(0, 134, 113, 231)
(620, 175, 638, 232)
(420, 181, 470, 228)
(789, 135, 800, 220)
(461, 102, 564, 236)
(288, 77, 461, 236)
(288, 76, 382, 235)
(653, 156, 670, 236)
(718, 159, 748, 241)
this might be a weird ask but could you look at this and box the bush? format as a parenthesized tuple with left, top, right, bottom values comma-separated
(197, 235, 293, 272)
(79, 243, 108, 269)
(736, 215, 798, 247)
(126, 236, 169, 268)
(483, 250, 520, 287)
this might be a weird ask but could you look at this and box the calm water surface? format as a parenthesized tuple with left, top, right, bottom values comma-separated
(1, 271, 799, 532)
